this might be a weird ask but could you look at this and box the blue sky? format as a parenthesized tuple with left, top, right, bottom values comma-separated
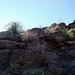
(0, 0, 75, 31)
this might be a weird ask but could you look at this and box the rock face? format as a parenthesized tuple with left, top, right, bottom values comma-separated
(24, 28, 45, 39)
(49, 22, 66, 30)
(0, 35, 61, 74)
(39, 35, 61, 50)
(0, 31, 21, 42)
(24, 35, 61, 51)
(49, 23, 57, 30)
(11, 50, 44, 70)
(0, 40, 24, 49)
(1, 21, 75, 75)
(0, 49, 45, 71)
(68, 20, 75, 28)
(0, 40, 25, 72)
(67, 41, 75, 46)
(43, 51, 58, 68)
(58, 22, 66, 29)
(0, 49, 10, 71)
(0, 31, 9, 39)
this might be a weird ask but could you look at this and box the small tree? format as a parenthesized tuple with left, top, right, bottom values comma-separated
(6, 22, 23, 36)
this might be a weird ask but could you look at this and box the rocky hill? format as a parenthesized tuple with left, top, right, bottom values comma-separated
(1, 20, 75, 75)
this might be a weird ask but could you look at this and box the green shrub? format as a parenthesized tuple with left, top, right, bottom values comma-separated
(6, 21, 23, 36)
(6, 62, 20, 75)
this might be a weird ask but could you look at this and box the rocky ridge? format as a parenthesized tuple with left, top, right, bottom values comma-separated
(1, 20, 75, 75)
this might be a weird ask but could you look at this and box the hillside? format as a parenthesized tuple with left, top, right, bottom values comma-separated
(1, 20, 75, 75)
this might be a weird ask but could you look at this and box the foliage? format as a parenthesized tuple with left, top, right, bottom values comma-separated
(44, 27, 53, 36)
(67, 28, 75, 40)
(44, 26, 69, 42)
(6, 62, 20, 75)
(23, 69, 43, 75)
(52, 28, 67, 36)
(6, 22, 23, 36)
(52, 28, 69, 41)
